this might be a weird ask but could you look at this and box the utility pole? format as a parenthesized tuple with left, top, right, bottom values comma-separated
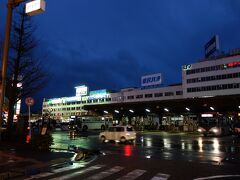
(0, 0, 45, 140)
(0, 0, 25, 138)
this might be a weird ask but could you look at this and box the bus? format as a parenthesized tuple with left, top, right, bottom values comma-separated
(69, 116, 112, 131)
(197, 113, 232, 136)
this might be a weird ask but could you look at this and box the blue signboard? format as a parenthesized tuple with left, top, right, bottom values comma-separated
(141, 73, 162, 87)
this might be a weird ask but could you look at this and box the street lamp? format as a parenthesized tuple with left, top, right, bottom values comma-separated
(145, 108, 150, 113)
(164, 108, 169, 112)
(129, 109, 134, 113)
(0, 0, 46, 135)
(210, 106, 215, 111)
(103, 110, 108, 114)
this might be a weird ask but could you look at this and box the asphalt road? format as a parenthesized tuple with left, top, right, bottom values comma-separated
(32, 130, 240, 180)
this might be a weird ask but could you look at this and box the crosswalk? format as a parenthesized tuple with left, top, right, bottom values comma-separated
(25, 164, 171, 180)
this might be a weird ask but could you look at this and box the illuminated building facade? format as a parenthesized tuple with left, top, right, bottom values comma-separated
(182, 50, 240, 98)
(42, 49, 240, 121)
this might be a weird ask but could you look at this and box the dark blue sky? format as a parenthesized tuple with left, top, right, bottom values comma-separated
(1, 0, 240, 111)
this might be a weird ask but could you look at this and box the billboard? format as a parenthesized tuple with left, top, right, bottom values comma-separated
(89, 89, 109, 100)
(204, 35, 219, 58)
(75, 85, 88, 96)
(141, 73, 162, 87)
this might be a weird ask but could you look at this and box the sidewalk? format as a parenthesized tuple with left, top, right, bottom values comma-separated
(0, 141, 74, 179)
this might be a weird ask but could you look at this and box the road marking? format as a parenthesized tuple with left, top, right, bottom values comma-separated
(194, 174, 240, 180)
(151, 173, 170, 180)
(52, 163, 84, 173)
(49, 165, 105, 180)
(85, 166, 124, 180)
(117, 169, 146, 180)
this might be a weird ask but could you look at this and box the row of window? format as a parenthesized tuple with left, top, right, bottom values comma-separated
(45, 91, 185, 107)
(187, 83, 240, 93)
(46, 98, 111, 107)
(186, 62, 240, 75)
(127, 91, 183, 100)
(187, 72, 240, 84)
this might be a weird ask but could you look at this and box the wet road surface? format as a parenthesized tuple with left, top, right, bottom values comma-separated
(32, 130, 240, 179)
(51, 130, 240, 165)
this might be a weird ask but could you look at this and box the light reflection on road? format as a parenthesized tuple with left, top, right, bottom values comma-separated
(198, 138, 203, 152)
(51, 131, 239, 164)
(124, 145, 133, 157)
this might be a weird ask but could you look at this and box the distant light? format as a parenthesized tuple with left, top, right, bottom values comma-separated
(145, 109, 150, 113)
(129, 109, 134, 113)
(210, 107, 214, 111)
(185, 107, 190, 111)
(101, 117, 105, 120)
(103, 110, 108, 114)
(238, 105, 240, 109)
(201, 114, 213, 117)
(164, 108, 169, 112)
(17, 83, 22, 88)
(114, 110, 119, 113)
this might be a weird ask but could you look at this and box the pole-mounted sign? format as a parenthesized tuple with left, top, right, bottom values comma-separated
(25, 97, 34, 142)
(25, 0, 46, 16)
(25, 97, 34, 106)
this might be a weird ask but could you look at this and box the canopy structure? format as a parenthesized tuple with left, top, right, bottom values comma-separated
(83, 95, 240, 116)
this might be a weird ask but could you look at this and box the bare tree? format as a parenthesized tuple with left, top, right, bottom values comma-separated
(6, 5, 48, 131)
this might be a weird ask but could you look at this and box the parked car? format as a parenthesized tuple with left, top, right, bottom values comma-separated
(99, 125, 136, 143)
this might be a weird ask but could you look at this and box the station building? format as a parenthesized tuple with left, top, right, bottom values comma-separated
(42, 47, 240, 130)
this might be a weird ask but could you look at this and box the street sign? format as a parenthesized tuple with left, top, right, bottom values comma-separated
(25, 97, 34, 106)
(25, 0, 46, 16)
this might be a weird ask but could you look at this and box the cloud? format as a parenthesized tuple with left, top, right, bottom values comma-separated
(24, 0, 240, 112)
(38, 43, 148, 97)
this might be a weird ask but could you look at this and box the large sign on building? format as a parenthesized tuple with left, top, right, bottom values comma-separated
(141, 73, 162, 87)
(75, 85, 88, 96)
(88, 89, 109, 100)
(204, 35, 219, 58)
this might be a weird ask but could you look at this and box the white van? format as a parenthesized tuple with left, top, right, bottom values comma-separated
(99, 126, 136, 143)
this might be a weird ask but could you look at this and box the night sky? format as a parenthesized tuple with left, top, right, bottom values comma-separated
(1, 0, 240, 111)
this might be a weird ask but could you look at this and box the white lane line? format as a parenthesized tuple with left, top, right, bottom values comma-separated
(116, 169, 146, 180)
(52, 163, 84, 173)
(49, 165, 105, 180)
(25, 172, 54, 180)
(194, 174, 240, 180)
(151, 173, 170, 180)
(85, 166, 124, 180)
(25, 163, 87, 179)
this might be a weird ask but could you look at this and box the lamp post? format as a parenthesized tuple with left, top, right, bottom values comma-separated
(0, 0, 25, 134)
(0, 0, 45, 139)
